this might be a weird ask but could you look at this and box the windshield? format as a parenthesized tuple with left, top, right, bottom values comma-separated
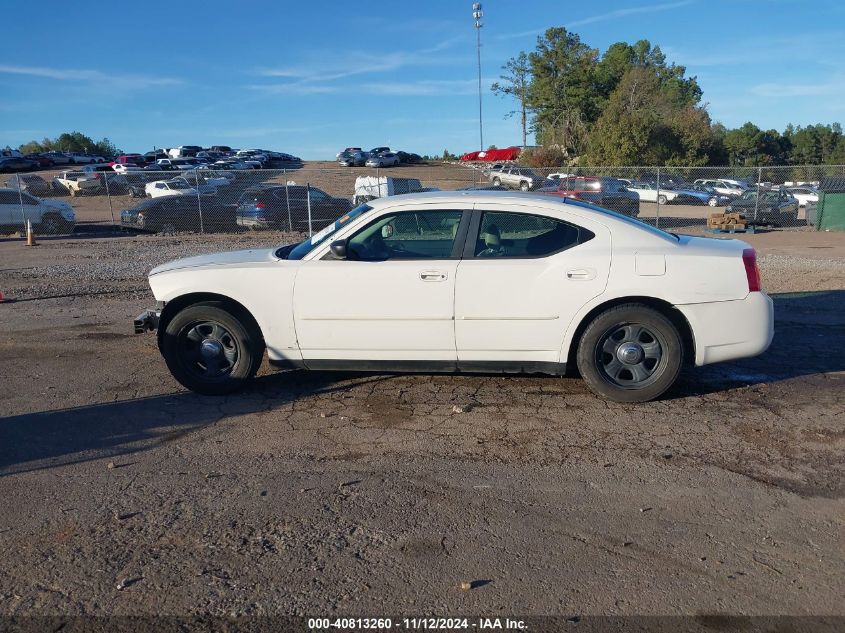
(284, 203, 372, 260)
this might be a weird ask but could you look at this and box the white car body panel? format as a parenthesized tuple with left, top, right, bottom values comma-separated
(786, 188, 818, 207)
(293, 259, 459, 361)
(145, 181, 199, 198)
(147, 192, 773, 371)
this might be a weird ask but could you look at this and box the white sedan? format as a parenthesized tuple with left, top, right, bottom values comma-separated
(112, 163, 144, 175)
(145, 179, 199, 198)
(626, 182, 679, 204)
(134, 192, 773, 403)
(785, 186, 819, 207)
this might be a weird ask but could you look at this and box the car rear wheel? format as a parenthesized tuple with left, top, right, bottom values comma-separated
(492, 177, 501, 186)
(657, 194, 668, 205)
(519, 181, 530, 191)
(160, 302, 264, 395)
(708, 197, 718, 207)
(576, 304, 683, 403)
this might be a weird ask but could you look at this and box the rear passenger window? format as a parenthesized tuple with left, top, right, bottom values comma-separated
(473, 211, 593, 258)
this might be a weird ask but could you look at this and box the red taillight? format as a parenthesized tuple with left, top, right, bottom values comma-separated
(742, 248, 761, 292)
(254, 202, 266, 209)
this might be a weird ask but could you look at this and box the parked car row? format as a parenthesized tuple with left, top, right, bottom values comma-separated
(337, 147, 422, 168)
(0, 145, 301, 174)
(119, 184, 351, 234)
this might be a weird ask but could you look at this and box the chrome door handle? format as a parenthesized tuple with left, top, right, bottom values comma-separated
(566, 268, 596, 280)
(420, 270, 448, 282)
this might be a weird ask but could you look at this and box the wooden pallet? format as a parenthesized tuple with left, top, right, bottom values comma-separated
(705, 225, 756, 234)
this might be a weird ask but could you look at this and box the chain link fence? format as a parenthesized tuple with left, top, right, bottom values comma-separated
(2, 163, 842, 236)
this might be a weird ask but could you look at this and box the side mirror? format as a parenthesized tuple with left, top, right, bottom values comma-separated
(329, 239, 348, 259)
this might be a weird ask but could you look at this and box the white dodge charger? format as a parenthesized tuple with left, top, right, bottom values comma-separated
(134, 192, 774, 402)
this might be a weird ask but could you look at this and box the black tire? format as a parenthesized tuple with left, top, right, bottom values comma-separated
(38, 213, 72, 235)
(519, 180, 530, 191)
(657, 194, 668, 205)
(160, 302, 264, 395)
(576, 304, 683, 403)
(492, 177, 501, 186)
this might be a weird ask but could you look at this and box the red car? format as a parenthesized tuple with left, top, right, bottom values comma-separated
(538, 176, 640, 217)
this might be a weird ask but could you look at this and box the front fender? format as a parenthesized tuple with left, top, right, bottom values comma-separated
(150, 265, 302, 363)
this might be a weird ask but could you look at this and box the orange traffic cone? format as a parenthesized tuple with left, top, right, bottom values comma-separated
(25, 220, 37, 246)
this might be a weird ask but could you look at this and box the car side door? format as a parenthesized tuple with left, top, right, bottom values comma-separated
(454, 205, 611, 368)
(292, 206, 471, 365)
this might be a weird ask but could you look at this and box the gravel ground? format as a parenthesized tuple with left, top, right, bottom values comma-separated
(0, 229, 843, 624)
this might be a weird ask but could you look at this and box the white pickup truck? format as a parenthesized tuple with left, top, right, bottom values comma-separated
(52, 171, 102, 196)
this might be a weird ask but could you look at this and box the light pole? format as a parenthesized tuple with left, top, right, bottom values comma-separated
(472, 3, 484, 151)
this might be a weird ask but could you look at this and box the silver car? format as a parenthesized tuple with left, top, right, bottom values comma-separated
(365, 152, 400, 168)
(488, 165, 544, 191)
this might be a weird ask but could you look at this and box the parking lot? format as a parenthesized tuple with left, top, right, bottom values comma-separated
(0, 227, 843, 619)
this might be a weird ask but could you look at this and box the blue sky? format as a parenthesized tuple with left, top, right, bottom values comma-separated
(2, 0, 844, 159)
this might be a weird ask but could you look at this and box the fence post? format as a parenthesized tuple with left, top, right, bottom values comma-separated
(753, 166, 762, 223)
(284, 178, 292, 232)
(306, 182, 313, 237)
(283, 168, 292, 231)
(655, 166, 661, 229)
(195, 170, 204, 233)
(15, 174, 26, 234)
(103, 172, 115, 225)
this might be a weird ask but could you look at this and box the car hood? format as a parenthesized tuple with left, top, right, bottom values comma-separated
(43, 199, 73, 210)
(149, 248, 278, 276)
(728, 199, 760, 207)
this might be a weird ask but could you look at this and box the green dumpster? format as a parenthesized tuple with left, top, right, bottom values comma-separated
(816, 177, 845, 230)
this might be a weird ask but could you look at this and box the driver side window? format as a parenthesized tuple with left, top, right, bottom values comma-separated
(345, 210, 464, 261)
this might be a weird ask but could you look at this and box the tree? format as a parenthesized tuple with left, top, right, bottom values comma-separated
(784, 123, 844, 164)
(585, 66, 714, 166)
(525, 28, 600, 156)
(18, 132, 121, 157)
(491, 52, 531, 147)
(722, 122, 789, 166)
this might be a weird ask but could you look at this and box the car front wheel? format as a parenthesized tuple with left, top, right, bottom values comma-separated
(657, 194, 668, 205)
(576, 304, 683, 403)
(160, 302, 264, 395)
(38, 213, 72, 235)
(519, 181, 530, 191)
(492, 177, 501, 186)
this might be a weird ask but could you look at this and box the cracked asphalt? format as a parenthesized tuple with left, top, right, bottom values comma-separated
(0, 231, 843, 621)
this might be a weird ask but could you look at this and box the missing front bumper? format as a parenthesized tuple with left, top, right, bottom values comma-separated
(133, 309, 160, 334)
